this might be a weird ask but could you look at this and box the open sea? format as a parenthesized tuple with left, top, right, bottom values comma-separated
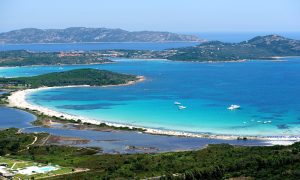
(1, 58, 300, 137)
(0, 42, 199, 52)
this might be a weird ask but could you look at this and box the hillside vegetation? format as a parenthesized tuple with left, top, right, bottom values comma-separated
(14, 135, 300, 179)
(167, 35, 300, 61)
(1, 128, 299, 179)
(0, 50, 111, 66)
(0, 68, 138, 88)
(0, 128, 37, 155)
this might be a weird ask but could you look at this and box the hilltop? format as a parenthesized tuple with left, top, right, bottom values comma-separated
(166, 35, 300, 61)
(0, 27, 203, 44)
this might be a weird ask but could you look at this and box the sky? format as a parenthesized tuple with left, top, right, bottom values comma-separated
(0, 0, 299, 33)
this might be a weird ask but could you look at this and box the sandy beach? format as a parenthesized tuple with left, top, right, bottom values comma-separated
(6, 75, 300, 145)
(7, 76, 145, 127)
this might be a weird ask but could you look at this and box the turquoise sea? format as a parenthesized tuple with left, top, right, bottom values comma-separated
(1, 58, 300, 137)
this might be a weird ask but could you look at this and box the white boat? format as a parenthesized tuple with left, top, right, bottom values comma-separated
(178, 105, 186, 110)
(263, 120, 272, 124)
(227, 104, 240, 110)
(174, 101, 181, 105)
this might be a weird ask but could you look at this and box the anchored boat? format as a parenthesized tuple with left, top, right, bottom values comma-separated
(174, 101, 181, 105)
(178, 105, 186, 110)
(227, 104, 240, 110)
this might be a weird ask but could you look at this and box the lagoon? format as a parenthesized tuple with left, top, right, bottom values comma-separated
(0, 107, 270, 153)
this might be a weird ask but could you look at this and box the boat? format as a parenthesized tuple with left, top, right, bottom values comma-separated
(178, 105, 186, 110)
(174, 101, 181, 105)
(263, 121, 272, 124)
(227, 104, 240, 110)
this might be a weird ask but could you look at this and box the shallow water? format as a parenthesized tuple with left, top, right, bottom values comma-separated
(23, 126, 270, 153)
(1, 58, 300, 136)
(0, 107, 270, 153)
(0, 106, 35, 129)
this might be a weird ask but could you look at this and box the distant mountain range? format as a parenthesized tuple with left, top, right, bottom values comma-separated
(0, 27, 204, 44)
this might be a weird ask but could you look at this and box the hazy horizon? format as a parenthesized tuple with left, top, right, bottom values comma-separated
(1, 27, 300, 33)
(1, 0, 299, 33)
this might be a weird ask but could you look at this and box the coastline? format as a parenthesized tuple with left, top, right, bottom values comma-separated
(0, 60, 115, 68)
(7, 76, 145, 126)
(5, 75, 300, 145)
(0, 56, 294, 70)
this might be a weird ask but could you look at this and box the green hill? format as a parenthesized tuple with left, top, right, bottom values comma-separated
(0, 68, 138, 88)
(167, 35, 300, 61)
(0, 50, 112, 67)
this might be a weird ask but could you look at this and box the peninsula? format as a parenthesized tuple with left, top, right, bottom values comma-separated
(166, 35, 300, 61)
(0, 68, 140, 88)
(100, 35, 300, 61)
(0, 50, 112, 66)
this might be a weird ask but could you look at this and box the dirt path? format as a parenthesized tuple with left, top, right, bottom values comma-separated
(41, 134, 51, 145)
(18, 135, 37, 152)
(11, 162, 17, 170)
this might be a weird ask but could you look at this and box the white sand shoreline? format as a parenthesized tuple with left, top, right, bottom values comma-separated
(6, 77, 300, 145)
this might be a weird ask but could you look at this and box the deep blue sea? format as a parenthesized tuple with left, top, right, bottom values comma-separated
(0, 42, 199, 52)
(1, 58, 300, 136)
